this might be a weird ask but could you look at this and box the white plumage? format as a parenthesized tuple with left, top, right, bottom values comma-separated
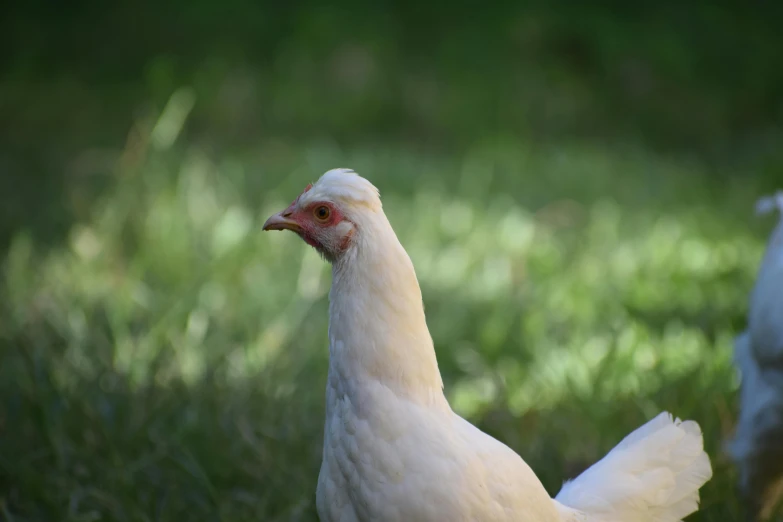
(263, 169, 713, 522)
(728, 191, 783, 520)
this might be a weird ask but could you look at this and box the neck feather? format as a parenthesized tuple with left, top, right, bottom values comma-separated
(328, 209, 445, 404)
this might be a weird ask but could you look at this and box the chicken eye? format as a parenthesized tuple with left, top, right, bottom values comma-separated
(314, 205, 331, 221)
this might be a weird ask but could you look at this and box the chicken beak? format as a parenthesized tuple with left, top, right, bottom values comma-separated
(262, 211, 302, 233)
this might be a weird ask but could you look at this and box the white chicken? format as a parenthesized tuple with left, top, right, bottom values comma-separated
(728, 191, 783, 521)
(263, 168, 713, 522)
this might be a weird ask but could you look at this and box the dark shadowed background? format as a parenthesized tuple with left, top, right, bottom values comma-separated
(1, 2, 782, 520)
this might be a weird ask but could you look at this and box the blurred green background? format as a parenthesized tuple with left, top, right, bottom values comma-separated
(1, 1, 782, 520)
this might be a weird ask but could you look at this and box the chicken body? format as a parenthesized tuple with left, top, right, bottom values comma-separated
(728, 192, 783, 521)
(317, 376, 563, 521)
(264, 169, 713, 522)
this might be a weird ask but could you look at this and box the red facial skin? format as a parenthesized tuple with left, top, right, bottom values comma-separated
(293, 201, 346, 248)
(279, 185, 353, 256)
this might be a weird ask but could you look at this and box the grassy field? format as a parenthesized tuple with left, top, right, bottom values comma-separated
(1, 92, 779, 520)
(2, 3, 783, 521)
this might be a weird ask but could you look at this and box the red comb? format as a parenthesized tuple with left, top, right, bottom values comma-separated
(290, 183, 314, 207)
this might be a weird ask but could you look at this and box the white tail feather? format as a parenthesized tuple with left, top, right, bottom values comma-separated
(554, 412, 713, 522)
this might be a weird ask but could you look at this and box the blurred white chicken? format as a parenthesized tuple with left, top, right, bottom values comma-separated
(728, 191, 783, 521)
(263, 169, 713, 522)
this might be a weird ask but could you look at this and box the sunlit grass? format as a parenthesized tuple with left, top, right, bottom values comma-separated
(0, 102, 773, 520)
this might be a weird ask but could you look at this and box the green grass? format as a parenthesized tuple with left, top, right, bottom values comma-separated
(0, 94, 777, 521)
